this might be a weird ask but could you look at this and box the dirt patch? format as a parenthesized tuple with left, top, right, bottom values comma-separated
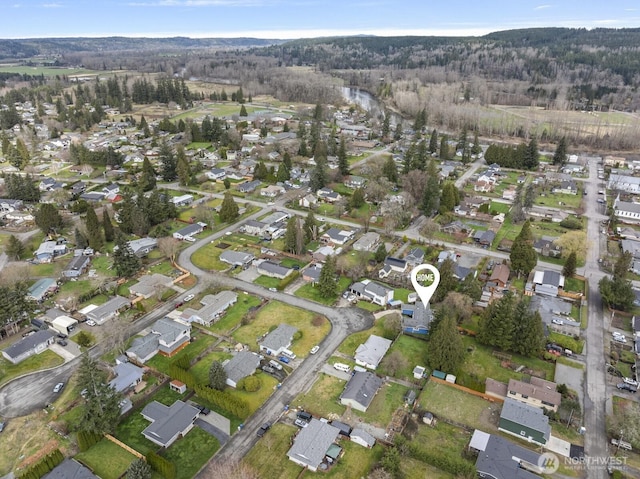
(216, 242, 231, 249)
(478, 402, 501, 430)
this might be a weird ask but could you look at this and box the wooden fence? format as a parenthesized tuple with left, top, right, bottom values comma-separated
(104, 434, 145, 459)
(430, 376, 504, 403)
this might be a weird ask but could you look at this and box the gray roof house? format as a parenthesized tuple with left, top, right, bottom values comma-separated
(223, 350, 261, 388)
(498, 398, 551, 446)
(302, 264, 322, 283)
(180, 290, 238, 326)
(348, 280, 394, 306)
(260, 323, 297, 356)
(172, 223, 204, 240)
(405, 247, 425, 266)
(141, 400, 200, 447)
(355, 335, 392, 370)
(128, 237, 158, 257)
(219, 250, 255, 267)
(237, 180, 261, 193)
(62, 254, 91, 278)
(352, 232, 380, 252)
(257, 260, 293, 279)
(350, 428, 376, 448)
(126, 318, 191, 364)
(109, 361, 144, 393)
(126, 334, 160, 364)
(129, 274, 173, 299)
(340, 371, 383, 412)
(532, 270, 565, 297)
(470, 430, 543, 479)
(86, 296, 131, 324)
(43, 458, 100, 479)
(2, 330, 55, 364)
(287, 419, 341, 472)
(321, 227, 355, 246)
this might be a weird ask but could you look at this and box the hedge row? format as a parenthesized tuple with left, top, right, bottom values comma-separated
(194, 384, 249, 419)
(77, 430, 103, 452)
(172, 354, 191, 370)
(277, 270, 300, 291)
(168, 364, 196, 389)
(146, 451, 176, 479)
(18, 449, 64, 479)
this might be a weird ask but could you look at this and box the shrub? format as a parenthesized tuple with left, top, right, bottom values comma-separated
(293, 330, 303, 341)
(277, 270, 300, 290)
(77, 430, 102, 451)
(146, 451, 176, 479)
(18, 449, 64, 479)
(238, 375, 261, 392)
(560, 217, 583, 230)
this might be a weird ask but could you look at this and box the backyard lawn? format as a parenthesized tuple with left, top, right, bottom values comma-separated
(75, 439, 138, 479)
(232, 301, 330, 357)
(293, 373, 347, 418)
(294, 277, 351, 305)
(190, 349, 232, 385)
(208, 294, 262, 333)
(115, 410, 160, 455)
(227, 372, 279, 415)
(146, 333, 217, 374)
(0, 349, 64, 387)
(352, 382, 410, 428)
(337, 316, 392, 356)
(324, 440, 384, 478)
(378, 335, 429, 382)
(190, 242, 233, 271)
(243, 423, 303, 478)
(162, 427, 220, 479)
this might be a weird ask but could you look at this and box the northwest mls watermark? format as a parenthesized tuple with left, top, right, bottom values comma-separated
(538, 452, 627, 474)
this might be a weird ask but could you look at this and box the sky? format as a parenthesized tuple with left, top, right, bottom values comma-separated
(4, 0, 640, 39)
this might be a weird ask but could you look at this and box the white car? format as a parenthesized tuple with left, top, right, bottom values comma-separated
(614, 335, 627, 343)
(86, 320, 96, 327)
(623, 377, 639, 387)
(53, 382, 64, 393)
(310, 345, 319, 355)
(551, 319, 563, 325)
(184, 294, 195, 302)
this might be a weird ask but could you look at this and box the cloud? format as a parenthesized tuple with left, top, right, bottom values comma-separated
(42, 2, 64, 7)
(127, 0, 269, 6)
(534, 4, 551, 10)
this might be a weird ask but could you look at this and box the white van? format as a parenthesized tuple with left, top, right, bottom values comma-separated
(269, 359, 283, 371)
(334, 363, 350, 373)
(282, 348, 297, 360)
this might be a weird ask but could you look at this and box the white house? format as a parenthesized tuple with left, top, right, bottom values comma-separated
(354, 335, 392, 370)
(260, 185, 285, 198)
(349, 280, 394, 306)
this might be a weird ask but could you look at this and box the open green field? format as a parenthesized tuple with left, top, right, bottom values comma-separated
(294, 276, 351, 305)
(162, 427, 220, 479)
(0, 65, 99, 76)
(418, 381, 500, 431)
(0, 349, 64, 387)
(171, 103, 260, 121)
(293, 373, 347, 418)
(489, 201, 511, 214)
(243, 423, 304, 478)
(536, 191, 583, 209)
(208, 294, 262, 333)
(75, 439, 137, 479)
(233, 301, 330, 357)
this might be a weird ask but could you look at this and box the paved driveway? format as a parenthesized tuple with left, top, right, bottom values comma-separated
(49, 342, 81, 362)
(555, 362, 584, 407)
(196, 418, 230, 445)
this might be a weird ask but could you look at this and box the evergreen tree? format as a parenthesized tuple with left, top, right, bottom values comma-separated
(282, 151, 292, 170)
(337, 136, 349, 176)
(113, 233, 141, 278)
(159, 142, 177, 181)
(459, 273, 482, 301)
(374, 243, 387, 263)
(428, 129, 438, 154)
(477, 292, 517, 351)
(176, 146, 191, 186)
(223, 178, 231, 190)
(421, 158, 440, 215)
(439, 135, 449, 159)
(382, 111, 391, 138)
(318, 255, 337, 297)
(434, 258, 458, 303)
(126, 459, 152, 479)
(253, 161, 268, 181)
(276, 163, 290, 182)
(78, 356, 122, 435)
(382, 155, 398, 183)
(102, 208, 115, 243)
(523, 137, 539, 170)
(351, 188, 365, 209)
(85, 208, 104, 250)
(510, 220, 537, 277)
(75, 227, 88, 249)
(219, 191, 239, 223)
(553, 136, 568, 166)
(239, 105, 248, 117)
(35, 203, 64, 235)
(413, 139, 427, 170)
(471, 129, 482, 155)
(5, 235, 24, 260)
(427, 311, 465, 373)
(456, 126, 468, 152)
(139, 157, 156, 191)
(511, 302, 544, 357)
(283, 216, 298, 254)
(209, 360, 227, 391)
(303, 211, 318, 243)
(563, 251, 577, 277)
(402, 142, 415, 174)
(439, 182, 458, 213)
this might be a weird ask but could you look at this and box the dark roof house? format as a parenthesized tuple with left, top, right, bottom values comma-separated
(340, 371, 383, 412)
(498, 398, 551, 446)
(223, 350, 261, 388)
(141, 400, 200, 447)
(287, 419, 341, 472)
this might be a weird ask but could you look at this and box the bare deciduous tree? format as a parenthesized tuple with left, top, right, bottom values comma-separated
(157, 237, 181, 263)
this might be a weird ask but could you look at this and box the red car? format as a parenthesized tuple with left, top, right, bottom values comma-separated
(174, 302, 183, 309)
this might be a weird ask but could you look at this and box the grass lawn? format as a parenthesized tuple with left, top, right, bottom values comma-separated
(337, 317, 390, 356)
(325, 440, 384, 478)
(58, 279, 96, 297)
(149, 260, 178, 276)
(418, 381, 500, 431)
(29, 262, 63, 277)
(393, 288, 413, 303)
(147, 333, 217, 374)
(115, 410, 160, 455)
(0, 349, 64, 387)
(243, 423, 303, 478)
(352, 382, 410, 427)
(233, 301, 329, 357)
(460, 336, 555, 383)
(227, 372, 279, 415)
(357, 301, 384, 312)
(208, 294, 262, 333)
(402, 457, 456, 479)
(190, 241, 244, 271)
(565, 277, 585, 294)
(190, 349, 233, 385)
(253, 275, 281, 289)
(280, 257, 307, 269)
(75, 439, 137, 479)
(293, 373, 347, 418)
(162, 427, 220, 479)
(378, 335, 428, 382)
(536, 192, 583, 209)
(489, 201, 511, 214)
(294, 276, 351, 305)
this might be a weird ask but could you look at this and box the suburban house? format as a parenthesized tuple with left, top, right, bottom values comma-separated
(532, 270, 565, 297)
(350, 428, 376, 448)
(180, 290, 238, 326)
(553, 179, 578, 195)
(401, 302, 433, 335)
(237, 180, 261, 193)
(287, 419, 341, 472)
(260, 184, 285, 197)
(2, 330, 55, 364)
(320, 228, 355, 246)
(256, 260, 293, 279)
(127, 237, 158, 257)
(533, 236, 561, 258)
(502, 186, 517, 201)
(34, 240, 67, 263)
(352, 232, 380, 252)
(344, 175, 366, 189)
(302, 264, 322, 284)
(62, 254, 91, 278)
(316, 187, 342, 203)
(172, 223, 204, 240)
(613, 197, 640, 223)
(313, 245, 337, 263)
(498, 398, 551, 446)
(339, 371, 383, 412)
(243, 220, 267, 236)
(171, 194, 194, 207)
(50, 315, 78, 335)
(405, 247, 425, 266)
(379, 256, 408, 279)
(129, 274, 173, 299)
(474, 179, 495, 193)
(126, 318, 191, 363)
(354, 335, 392, 370)
(469, 430, 544, 479)
(473, 229, 496, 246)
(27, 278, 58, 302)
(206, 168, 226, 181)
(141, 400, 200, 447)
(298, 193, 317, 208)
(219, 250, 255, 268)
(102, 183, 120, 198)
(223, 350, 261, 388)
(43, 459, 100, 479)
(489, 264, 510, 288)
(608, 174, 640, 194)
(259, 323, 297, 356)
(85, 296, 131, 325)
(109, 361, 145, 393)
(349, 280, 394, 306)
(507, 377, 561, 412)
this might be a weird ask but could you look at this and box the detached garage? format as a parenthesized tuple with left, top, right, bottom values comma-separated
(51, 315, 78, 335)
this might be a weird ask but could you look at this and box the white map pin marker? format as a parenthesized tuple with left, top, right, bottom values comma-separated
(410, 263, 440, 305)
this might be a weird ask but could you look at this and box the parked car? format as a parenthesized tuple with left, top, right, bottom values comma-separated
(277, 355, 290, 364)
(297, 411, 313, 422)
(184, 294, 195, 302)
(623, 377, 639, 387)
(261, 365, 276, 374)
(86, 320, 96, 326)
(174, 302, 183, 309)
(268, 287, 277, 292)
(310, 345, 319, 355)
(53, 382, 65, 393)
(256, 422, 271, 437)
(269, 359, 283, 371)
(617, 383, 637, 393)
(57, 339, 67, 346)
(294, 418, 309, 428)
(0, 420, 5, 433)
(614, 335, 627, 343)
(194, 404, 211, 415)
(551, 319, 563, 325)
(56, 333, 67, 339)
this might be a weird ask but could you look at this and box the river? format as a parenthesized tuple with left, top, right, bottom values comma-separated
(340, 86, 404, 127)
